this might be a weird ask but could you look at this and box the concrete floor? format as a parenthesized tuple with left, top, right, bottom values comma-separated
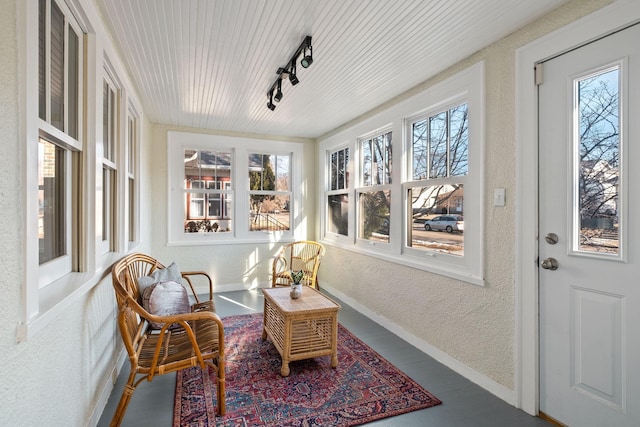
(98, 289, 551, 426)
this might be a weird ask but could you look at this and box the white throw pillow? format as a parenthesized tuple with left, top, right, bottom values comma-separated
(141, 280, 191, 329)
(137, 261, 181, 295)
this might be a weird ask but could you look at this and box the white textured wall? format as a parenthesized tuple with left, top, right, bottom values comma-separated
(317, 0, 613, 391)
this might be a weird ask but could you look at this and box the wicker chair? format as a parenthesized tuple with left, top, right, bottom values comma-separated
(110, 253, 225, 427)
(271, 241, 325, 289)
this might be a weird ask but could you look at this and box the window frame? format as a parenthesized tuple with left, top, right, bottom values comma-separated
(99, 69, 121, 255)
(126, 103, 140, 248)
(168, 131, 304, 246)
(403, 100, 469, 264)
(319, 61, 485, 285)
(35, 0, 84, 287)
(355, 128, 393, 247)
(20, 0, 144, 341)
(325, 146, 350, 238)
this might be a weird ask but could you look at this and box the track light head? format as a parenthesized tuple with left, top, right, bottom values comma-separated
(301, 55, 313, 68)
(267, 90, 276, 111)
(274, 79, 283, 102)
(301, 43, 313, 68)
(289, 63, 299, 85)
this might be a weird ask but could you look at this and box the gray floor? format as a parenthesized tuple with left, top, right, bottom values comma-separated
(98, 289, 551, 426)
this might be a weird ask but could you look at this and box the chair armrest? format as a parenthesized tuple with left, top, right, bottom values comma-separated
(143, 308, 225, 377)
(180, 271, 213, 303)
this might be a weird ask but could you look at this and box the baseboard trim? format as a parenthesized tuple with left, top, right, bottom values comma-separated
(322, 283, 517, 406)
(88, 348, 128, 427)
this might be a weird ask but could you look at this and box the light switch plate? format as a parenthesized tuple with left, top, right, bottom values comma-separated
(494, 188, 505, 207)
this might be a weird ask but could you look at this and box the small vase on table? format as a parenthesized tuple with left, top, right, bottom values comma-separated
(289, 270, 304, 299)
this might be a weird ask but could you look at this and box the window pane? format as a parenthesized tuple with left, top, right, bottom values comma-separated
(577, 68, 619, 254)
(68, 26, 79, 139)
(327, 194, 349, 235)
(50, 0, 65, 131)
(249, 154, 276, 191)
(128, 177, 135, 241)
(183, 149, 233, 233)
(362, 139, 372, 186)
(339, 148, 349, 189)
(408, 185, 464, 256)
(102, 167, 114, 244)
(412, 119, 428, 180)
(38, 138, 66, 264)
(249, 194, 290, 232)
(329, 148, 349, 191)
(429, 112, 448, 178)
(449, 104, 468, 176)
(103, 81, 110, 159)
(358, 190, 390, 243)
(275, 155, 289, 191)
(38, 0, 46, 120)
(362, 132, 391, 186)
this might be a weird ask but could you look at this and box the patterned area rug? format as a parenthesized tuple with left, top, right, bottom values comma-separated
(174, 313, 441, 426)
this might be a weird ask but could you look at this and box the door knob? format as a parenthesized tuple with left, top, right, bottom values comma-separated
(541, 258, 559, 270)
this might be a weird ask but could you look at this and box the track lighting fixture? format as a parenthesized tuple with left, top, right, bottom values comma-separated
(266, 35, 313, 110)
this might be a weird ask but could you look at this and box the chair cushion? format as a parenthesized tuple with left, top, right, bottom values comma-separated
(137, 261, 181, 294)
(141, 280, 191, 329)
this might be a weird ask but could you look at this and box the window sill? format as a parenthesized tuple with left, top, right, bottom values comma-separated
(322, 238, 484, 287)
(17, 266, 113, 343)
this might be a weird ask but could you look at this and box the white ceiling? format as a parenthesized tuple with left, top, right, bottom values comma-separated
(96, 0, 568, 139)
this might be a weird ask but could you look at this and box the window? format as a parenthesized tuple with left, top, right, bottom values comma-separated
(249, 153, 290, 233)
(407, 103, 468, 256)
(357, 131, 392, 243)
(101, 73, 119, 254)
(36, 0, 83, 285)
(184, 149, 233, 233)
(168, 132, 303, 245)
(319, 62, 484, 284)
(326, 147, 350, 236)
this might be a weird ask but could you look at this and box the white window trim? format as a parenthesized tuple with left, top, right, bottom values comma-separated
(319, 61, 485, 286)
(126, 103, 141, 248)
(167, 131, 304, 246)
(99, 65, 122, 257)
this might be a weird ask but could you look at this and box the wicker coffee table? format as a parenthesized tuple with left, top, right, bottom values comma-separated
(261, 286, 341, 376)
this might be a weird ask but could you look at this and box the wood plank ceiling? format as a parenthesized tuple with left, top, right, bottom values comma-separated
(96, 0, 568, 139)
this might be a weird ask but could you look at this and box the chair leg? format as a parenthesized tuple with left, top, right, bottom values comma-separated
(217, 358, 226, 415)
(110, 370, 137, 427)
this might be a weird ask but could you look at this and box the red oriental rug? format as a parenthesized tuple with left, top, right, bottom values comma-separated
(173, 313, 441, 426)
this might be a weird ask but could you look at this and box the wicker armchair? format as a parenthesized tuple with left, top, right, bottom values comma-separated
(110, 253, 225, 427)
(271, 241, 325, 289)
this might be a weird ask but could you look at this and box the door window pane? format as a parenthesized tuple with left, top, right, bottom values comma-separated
(576, 68, 619, 254)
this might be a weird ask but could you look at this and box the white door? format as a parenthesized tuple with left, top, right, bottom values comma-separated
(539, 24, 640, 426)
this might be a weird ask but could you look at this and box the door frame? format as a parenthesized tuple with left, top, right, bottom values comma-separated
(515, 0, 640, 416)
